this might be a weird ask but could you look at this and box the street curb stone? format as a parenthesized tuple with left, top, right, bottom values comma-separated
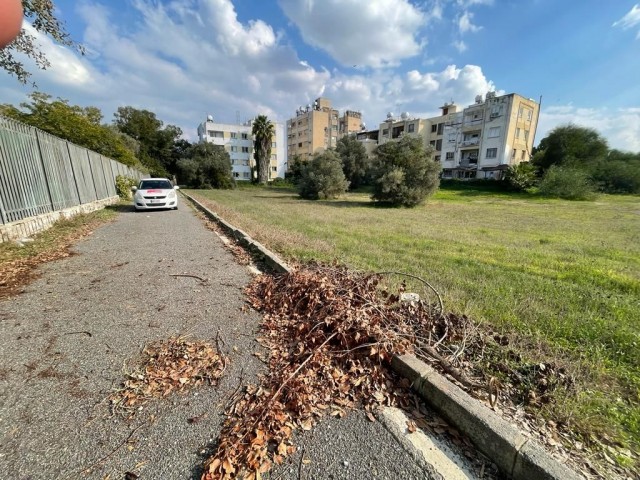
(183, 191, 581, 480)
(391, 355, 581, 480)
(182, 192, 292, 274)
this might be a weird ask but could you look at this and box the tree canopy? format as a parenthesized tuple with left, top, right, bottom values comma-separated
(176, 142, 234, 189)
(0, 92, 140, 167)
(336, 135, 370, 190)
(1, 1, 83, 84)
(298, 150, 349, 200)
(533, 124, 609, 172)
(252, 115, 275, 185)
(371, 135, 440, 207)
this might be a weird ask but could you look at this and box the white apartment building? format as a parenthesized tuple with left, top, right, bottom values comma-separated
(375, 92, 539, 179)
(440, 92, 539, 179)
(197, 115, 287, 181)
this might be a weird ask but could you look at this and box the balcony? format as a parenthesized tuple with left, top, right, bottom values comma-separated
(461, 138, 480, 147)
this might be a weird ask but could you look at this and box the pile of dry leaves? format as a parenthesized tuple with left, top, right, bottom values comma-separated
(203, 263, 488, 479)
(110, 336, 227, 415)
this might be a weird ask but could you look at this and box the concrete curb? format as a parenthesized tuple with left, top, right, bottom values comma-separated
(183, 191, 580, 480)
(181, 192, 292, 274)
(391, 355, 581, 480)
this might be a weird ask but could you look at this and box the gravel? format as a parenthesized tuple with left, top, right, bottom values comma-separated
(0, 203, 466, 479)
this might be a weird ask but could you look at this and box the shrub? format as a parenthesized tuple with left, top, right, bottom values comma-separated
(336, 135, 370, 189)
(285, 155, 305, 185)
(370, 135, 440, 207)
(503, 162, 537, 191)
(298, 151, 349, 200)
(115, 175, 137, 199)
(539, 166, 597, 200)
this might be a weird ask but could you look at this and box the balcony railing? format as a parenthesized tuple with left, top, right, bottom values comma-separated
(461, 138, 480, 147)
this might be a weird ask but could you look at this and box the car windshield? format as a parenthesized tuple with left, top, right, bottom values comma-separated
(139, 180, 173, 189)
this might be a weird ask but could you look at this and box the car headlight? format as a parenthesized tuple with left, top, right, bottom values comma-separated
(167, 190, 177, 198)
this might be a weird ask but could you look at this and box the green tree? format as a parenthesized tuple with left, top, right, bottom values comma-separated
(336, 135, 369, 189)
(0, 92, 140, 167)
(298, 150, 349, 200)
(251, 115, 274, 185)
(591, 151, 640, 194)
(285, 154, 305, 185)
(176, 142, 234, 189)
(533, 125, 609, 173)
(1, 1, 83, 85)
(371, 136, 440, 207)
(503, 162, 537, 191)
(539, 166, 597, 200)
(113, 106, 182, 176)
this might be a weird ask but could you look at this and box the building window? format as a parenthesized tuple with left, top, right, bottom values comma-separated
(243, 172, 250, 178)
(446, 152, 454, 160)
(442, 169, 452, 178)
(408, 123, 415, 133)
(490, 106, 502, 117)
(435, 155, 441, 162)
(429, 140, 436, 147)
(488, 127, 500, 138)
(271, 142, 276, 147)
(233, 172, 240, 178)
(486, 148, 497, 158)
(298, 142, 302, 148)
(231, 146, 238, 152)
(521, 150, 526, 160)
(431, 124, 437, 133)
(448, 133, 456, 143)
(527, 110, 533, 121)
(512, 149, 517, 159)
(437, 123, 444, 135)
(230, 132, 237, 139)
(524, 130, 530, 142)
(208, 130, 223, 138)
(435, 139, 442, 151)
(242, 146, 249, 153)
(516, 128, 521, 138)
(382, 129, 389, 135)
(272, 167, 277, 172)
(241, 133, 248, 140)
(271, 154, 276, 160)
(518, 107, 523, 118)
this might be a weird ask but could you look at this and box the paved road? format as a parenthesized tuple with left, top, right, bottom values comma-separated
(0, 203, 440, 479)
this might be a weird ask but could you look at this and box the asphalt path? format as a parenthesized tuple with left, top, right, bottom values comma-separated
(0, 203, 436, 479)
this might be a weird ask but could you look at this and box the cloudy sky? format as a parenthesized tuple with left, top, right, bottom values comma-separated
(2, 0, 640, 151)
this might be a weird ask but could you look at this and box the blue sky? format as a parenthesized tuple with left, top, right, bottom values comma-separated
(2, 0, 640, 151)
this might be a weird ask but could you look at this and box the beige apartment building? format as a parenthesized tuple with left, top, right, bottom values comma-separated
(287, 98, 363, 162)
(374, 92, 539, 179)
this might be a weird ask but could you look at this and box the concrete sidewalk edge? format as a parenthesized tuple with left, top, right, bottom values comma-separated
(182, 191, 581, 480)
(182, 192, 292, 274)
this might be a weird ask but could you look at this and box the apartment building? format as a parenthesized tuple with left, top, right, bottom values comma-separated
(197, 115, 286, 181)
(287, 98, 363, 162)
(374, 93, 539, 179)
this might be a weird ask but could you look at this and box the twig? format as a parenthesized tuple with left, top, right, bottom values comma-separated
(169, 273, 208, 283)
(298, 447, 306, 480)
(63, 330, 92, 337)
(68, 423, 145, 478)
(416, 340, 481, 389)
(375, 271, 444, 315)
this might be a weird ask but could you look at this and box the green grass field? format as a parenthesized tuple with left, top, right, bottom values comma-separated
(187, 184, 640, 454)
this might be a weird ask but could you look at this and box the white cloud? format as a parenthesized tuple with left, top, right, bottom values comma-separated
(538, 106, 640, 152)
(458, 11, 481, 34)
(613, 4, 640, 38)
(453, 40, 467, 52)
(278, 0, 425, 68)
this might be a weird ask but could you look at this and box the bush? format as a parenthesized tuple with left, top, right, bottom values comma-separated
(336, 135, 370, 190)
(298, 151, 349, 200)
(590, 159, 640, 194)
(115, 175, 137, 199)
(285, 155, 305, 185)
(371, 136, 440, 207)
(539, 166, 597, 200)
(503, 162, 537, 191)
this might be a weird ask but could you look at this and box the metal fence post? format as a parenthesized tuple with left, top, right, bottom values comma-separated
(34, 129, 55, 211)
(85, 150, 100, 200)
(66, 142, 83, 204)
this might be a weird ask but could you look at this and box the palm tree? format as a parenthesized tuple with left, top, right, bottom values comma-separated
(251, 115, 275, 185)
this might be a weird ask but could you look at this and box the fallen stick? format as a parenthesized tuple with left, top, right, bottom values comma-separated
(416, 340, 481, 390)
(170, 273, 208, 283)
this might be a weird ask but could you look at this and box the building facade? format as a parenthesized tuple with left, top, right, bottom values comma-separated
(287, 98, 363, 162)
(374, 92, 539, 179)
(197, 116, 286, 181)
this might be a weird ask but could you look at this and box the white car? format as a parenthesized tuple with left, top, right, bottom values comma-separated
(132, 178, 179, 211)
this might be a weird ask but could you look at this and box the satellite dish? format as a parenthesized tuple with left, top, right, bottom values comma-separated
(401, 112, 409, 120)
(207, 115, 213, 122)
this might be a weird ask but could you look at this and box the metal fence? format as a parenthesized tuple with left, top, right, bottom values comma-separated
(0, 116, 145, 225)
